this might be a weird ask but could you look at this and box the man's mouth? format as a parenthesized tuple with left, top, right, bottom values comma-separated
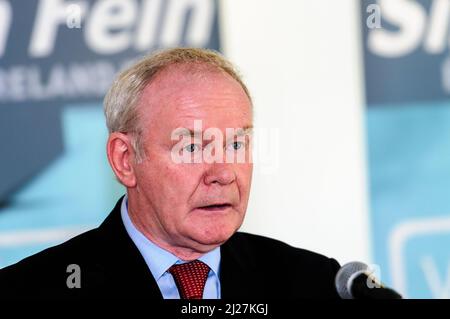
(196, 204, 232, 211)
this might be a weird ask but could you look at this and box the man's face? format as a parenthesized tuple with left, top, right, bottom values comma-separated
(129, 66, 253, 254)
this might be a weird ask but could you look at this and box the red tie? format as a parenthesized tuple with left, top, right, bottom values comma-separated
(168, 260, 210, 299)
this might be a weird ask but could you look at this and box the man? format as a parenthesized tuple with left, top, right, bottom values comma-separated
(0, 48, 340, 299)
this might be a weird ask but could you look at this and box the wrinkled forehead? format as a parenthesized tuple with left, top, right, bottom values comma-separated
(136, 65, 253, 133)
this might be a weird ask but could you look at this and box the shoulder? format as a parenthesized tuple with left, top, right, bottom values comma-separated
(225, 232, 341, 298)
(1, 227, 100, 270)
(229, 231, 339, 266)
(0, 227, 101, 297)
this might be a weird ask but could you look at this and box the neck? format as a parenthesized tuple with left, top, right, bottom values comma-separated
(126, 194, 218, 261)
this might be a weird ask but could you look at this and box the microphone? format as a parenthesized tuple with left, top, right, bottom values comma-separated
(335, 261, 402, 299)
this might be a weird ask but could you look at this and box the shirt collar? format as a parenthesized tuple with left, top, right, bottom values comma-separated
(120, 195, 221, 280)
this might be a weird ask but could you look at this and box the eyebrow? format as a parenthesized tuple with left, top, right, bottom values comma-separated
(172, 125, 253, 138)
(172, 127, 203, 138)
(235, 126, 254, 136)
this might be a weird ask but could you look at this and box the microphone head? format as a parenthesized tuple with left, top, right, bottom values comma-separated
(335, 261, 368, 299)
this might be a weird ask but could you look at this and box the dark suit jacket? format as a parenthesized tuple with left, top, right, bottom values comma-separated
(0, 198, 341, 299)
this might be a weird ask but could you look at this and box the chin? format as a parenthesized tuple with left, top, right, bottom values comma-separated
(189, 222, 239, 247)
(183, 210, 244, 247)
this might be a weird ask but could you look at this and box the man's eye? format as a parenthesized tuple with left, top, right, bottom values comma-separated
(184, 144, 201, 153)
(228, 141, 244, 151)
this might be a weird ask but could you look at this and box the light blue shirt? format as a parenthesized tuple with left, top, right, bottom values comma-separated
(120, 196, 221, 299)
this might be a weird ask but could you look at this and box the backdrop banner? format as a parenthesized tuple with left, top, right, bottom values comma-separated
(362, 0, 450, 298)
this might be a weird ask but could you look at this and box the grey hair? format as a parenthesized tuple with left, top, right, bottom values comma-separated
(103, 47, 252, 163)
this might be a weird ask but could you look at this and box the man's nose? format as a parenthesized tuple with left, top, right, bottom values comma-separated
(203, 163, 236, 185)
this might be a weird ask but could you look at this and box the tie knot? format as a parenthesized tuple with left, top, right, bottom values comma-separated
(168, 260, 210, 299)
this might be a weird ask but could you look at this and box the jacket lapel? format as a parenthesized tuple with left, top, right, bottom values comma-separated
(220, 233, 265, 299)
(94, 197, 163, 299)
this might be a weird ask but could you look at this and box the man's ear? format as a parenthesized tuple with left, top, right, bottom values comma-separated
(106, 132, 137, 188)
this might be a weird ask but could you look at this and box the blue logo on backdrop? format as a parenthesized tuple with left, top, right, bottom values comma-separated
(363, 0, 450, 105)
(362, 0, 450, 298)
(0, 0, 221, 267)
